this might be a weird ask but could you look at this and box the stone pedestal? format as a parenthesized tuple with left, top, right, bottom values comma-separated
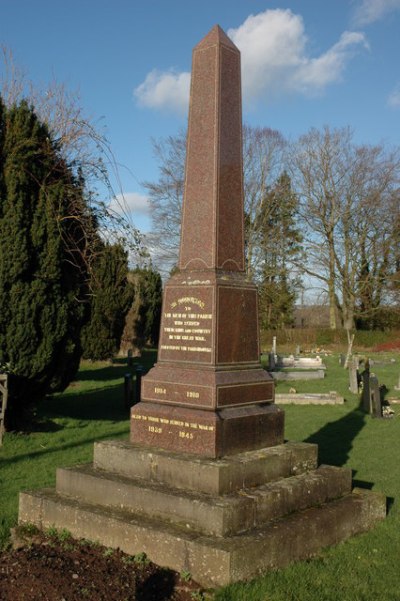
(131, 271, 278, 457)
(19, 439, 386, 587)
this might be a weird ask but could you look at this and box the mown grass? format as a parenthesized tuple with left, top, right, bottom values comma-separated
(216, 352, 400, 601)
(1, 348, 400, 600)
(0, 350, 156, 548)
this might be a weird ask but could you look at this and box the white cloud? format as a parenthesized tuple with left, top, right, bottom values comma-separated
(228, 10, 368, 102)
(109, 192, 151, 217)
(388, 84, 400, 108)
(134, 9, 368, 112)
(134, 69, 190, 114)
(352, 0, 400, 26)
(292, 31, 369, 94)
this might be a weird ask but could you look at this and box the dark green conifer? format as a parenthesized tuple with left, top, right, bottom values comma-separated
(0, 100, 89, 428)
(81, 242, 133, 360)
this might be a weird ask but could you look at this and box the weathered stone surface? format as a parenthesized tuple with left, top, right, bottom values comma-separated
(271, 370, 325, 380)
(275, 392, 344, 405)
(56, 463, 352, 537)
(179, 26, 244, 272)
(131, 400, 283, 458)
(93, 440, 318, 494)
(19, 487, 386, 588)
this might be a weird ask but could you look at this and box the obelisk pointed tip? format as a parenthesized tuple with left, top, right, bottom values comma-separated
(194, 24, 239, 52)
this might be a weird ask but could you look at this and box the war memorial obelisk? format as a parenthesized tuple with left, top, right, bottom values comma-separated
(131, 25, 282, 457)
(19, 26, 386, 588)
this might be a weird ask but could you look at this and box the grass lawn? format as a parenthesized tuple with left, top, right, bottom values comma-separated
(1, 349, 400, 600)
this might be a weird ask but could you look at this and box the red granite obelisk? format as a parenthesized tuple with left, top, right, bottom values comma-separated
(131, 25, 284, 457)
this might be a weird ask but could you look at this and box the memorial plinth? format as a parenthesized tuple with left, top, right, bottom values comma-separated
(19, 26, 386, 588)
(131, 25, 280, 458)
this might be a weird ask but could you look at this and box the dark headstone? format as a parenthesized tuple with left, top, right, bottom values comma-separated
(124, 373, 133, 410)
(268, 352, 276, 371)
(134, 365, 145, 405)
(370, 375, 382, 418)
(361, 367, 371, 412)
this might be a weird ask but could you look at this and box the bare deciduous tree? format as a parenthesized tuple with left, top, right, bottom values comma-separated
(0, 45, 145, 273)
(290, 125, 400, 329)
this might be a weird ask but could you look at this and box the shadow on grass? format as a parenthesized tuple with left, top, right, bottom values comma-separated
(41, 384, 129, 422)
(304, 400, 392, 503)
(305, 405, 367, 467)
(76, 363, 131, 382)
(77, 350, 157, 383)
(0, 428, 129, 468)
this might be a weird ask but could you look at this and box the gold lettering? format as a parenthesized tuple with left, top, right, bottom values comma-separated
(154, 387, 166, 395)
(148, 426, 162, 434)
(186, 391, 200, 399)
(187, 347, 212, 353)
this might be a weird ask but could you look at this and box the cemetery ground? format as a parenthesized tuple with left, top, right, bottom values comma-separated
(1, 350, 400, 600)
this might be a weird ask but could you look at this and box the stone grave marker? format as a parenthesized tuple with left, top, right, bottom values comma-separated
(19, 26, 386, 588)
(349, 358, 359, 394)
(361, 364, 371, 412)
(370, 375, 383, 418)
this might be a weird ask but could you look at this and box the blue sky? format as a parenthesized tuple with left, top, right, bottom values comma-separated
(1, 0, 400, 235)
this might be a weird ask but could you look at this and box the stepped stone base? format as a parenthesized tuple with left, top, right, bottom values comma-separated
(18, 440, 386, 587)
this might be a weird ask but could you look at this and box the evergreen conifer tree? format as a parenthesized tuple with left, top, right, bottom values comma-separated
(0, 99, 89, 428)
(119, 267, 163, 355)
(256, 172, 302, 329)
(81, 242, 133, 360)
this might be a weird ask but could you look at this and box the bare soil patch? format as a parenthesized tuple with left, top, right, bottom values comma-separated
(0, 529, 206, 601)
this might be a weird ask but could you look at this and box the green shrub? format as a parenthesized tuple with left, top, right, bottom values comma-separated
(0, 99, 90, 428)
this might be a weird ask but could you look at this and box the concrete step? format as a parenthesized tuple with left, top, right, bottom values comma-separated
(93, 439, 318, 494)
(241, 464, 352, 524)
(19, 486, 386, 588)
(56, 463, 352, 537)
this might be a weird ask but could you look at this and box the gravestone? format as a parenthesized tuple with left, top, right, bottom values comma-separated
(268, 351, 276, 371)
(361, 365, 371, 412)
(19, 26, 386, 587)
(349, 358, 359, 394)
(370, 375, 382, 418)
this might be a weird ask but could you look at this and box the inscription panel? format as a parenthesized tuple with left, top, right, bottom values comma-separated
(217, 381, 274, 408)
(159, 286, 214, 364)
(217, 286, 259, 364)
(130, 403, 219, 456)
(141, 379, 214, 408)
